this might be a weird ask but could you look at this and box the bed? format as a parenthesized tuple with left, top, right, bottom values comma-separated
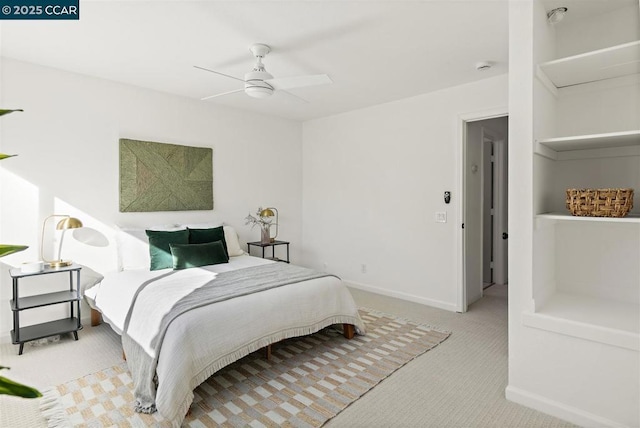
(84, 225, 365, 427)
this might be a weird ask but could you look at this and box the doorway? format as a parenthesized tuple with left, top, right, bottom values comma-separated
(459, 114, 508, 312)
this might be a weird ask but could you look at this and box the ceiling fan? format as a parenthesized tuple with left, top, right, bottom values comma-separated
(195, 43, 332, 101)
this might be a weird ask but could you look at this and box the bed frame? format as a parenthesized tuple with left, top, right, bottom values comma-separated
(91, 308, 356, 360)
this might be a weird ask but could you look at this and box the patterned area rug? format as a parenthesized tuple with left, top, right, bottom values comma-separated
(46, 309, 450, 427)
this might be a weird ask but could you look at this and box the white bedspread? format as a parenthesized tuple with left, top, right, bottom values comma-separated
(85, 255, 274, 334)
(84, 255, 365, 426)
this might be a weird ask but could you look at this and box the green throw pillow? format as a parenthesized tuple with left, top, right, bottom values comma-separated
(188, 226, 228, 256)
(146, 229, 189, 271)
(170, 241, 229, 270)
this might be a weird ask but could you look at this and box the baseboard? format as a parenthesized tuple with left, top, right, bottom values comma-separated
(344, 280, 458, 312)
(506, 385, 628, 428)
(0, 331, 11, 345)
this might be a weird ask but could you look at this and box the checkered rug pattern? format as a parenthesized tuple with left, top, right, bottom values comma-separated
(51, 309, 450, 427)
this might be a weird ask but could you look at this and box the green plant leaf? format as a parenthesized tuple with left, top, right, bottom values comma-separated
(0, 376, 42, 398)
(0, 368, 42, 398)
(0, 109, 23, 116)
(0, 153, 17, 161)
(0, 245, 28, 258)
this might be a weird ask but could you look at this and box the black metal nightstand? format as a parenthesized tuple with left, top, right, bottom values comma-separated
(247, 240, 290, 263)
(9, 264, 83, 355)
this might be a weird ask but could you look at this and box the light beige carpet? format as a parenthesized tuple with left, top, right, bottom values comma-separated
(43, 309, 449, 427)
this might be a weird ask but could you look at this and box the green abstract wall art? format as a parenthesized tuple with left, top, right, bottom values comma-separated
(119, 138, 213, 212)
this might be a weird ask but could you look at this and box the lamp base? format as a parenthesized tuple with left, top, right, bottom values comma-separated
(49, 260, 73, 268)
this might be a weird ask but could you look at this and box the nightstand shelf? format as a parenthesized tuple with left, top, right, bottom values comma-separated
(11, 290, 81, 311)
(247, 240, 290, 263)
(10, 318, 81, 345)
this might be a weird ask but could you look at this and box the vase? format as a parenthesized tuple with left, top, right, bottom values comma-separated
(260, 225, 271, 244)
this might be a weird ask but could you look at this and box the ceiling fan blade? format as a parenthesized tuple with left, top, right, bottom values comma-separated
(201, 88, 245, 101)
(266, 74, 332, 91)
(194, 65, 246, 83)
(279, 90, 309, 104)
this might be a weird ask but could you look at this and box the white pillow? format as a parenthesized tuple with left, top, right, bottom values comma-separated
(115, 224, 183, 271)
(223, 226, 244, 256)
(78, 264, 105, 294)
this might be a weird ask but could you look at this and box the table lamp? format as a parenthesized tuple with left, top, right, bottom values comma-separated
(40, 215, 83, 268)
(259, 207, 279, 242)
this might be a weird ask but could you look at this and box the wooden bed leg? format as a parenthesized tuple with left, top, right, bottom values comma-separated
(91, 308, 102, 327)
(343, 324, 355, 340)
(122, 350, 126, 361)
(264, 344, 272, 360)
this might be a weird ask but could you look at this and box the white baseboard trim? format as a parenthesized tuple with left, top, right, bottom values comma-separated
(0, 331, 11, 345)
(506, 385, 628, 428)
(344, 280, 458, 312)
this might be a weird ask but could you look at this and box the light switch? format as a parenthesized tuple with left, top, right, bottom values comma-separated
(435, 212, 447, 223)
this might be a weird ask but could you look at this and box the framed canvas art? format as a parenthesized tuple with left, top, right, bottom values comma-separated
(119, 138, 213, 212)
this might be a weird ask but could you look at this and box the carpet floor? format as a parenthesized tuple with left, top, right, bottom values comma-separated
(1, 284, 576, 427)
(41, 309, 449, 427)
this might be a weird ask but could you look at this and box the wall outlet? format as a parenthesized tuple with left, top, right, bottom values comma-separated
(361, 263, 367, 273)
(435, 212, 447, 223)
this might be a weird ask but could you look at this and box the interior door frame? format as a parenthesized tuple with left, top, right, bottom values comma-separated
(456, 107, 508, 313)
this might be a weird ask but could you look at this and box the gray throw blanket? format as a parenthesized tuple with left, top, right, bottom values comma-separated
(121, 263, 335, 414)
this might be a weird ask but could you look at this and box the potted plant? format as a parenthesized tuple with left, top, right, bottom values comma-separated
(0, 108, 41, 398)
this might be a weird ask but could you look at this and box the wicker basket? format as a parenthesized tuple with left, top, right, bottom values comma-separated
(566, 188, 634, 217)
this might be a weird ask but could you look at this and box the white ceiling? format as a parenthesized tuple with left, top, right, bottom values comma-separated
(0, 0, 629, 122)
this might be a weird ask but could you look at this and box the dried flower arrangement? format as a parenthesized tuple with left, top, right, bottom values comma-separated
(244, 207, 275, 244)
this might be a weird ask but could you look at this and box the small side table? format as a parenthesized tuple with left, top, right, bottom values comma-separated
(9, 264, 83, 355)
(247, 240, 290, 263)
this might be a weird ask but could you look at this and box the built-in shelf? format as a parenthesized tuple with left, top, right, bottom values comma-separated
(538, 130, 640, 152)
(537, 212, 640, 225)
(523, 292, 639, 351)
(538, 40, 640, 89)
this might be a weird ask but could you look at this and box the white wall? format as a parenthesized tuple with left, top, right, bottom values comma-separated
(555, 4, 640, 58)
(301, 75, 508, 311)
(0, 58, 303, 339)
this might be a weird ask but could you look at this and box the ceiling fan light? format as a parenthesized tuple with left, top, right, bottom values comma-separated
(245, 86, 273, 98)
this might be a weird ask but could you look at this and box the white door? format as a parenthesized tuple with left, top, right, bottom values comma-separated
(463, 122, 484, 310)
(493, 139, 508, 285)
(482, 138, 493, 286)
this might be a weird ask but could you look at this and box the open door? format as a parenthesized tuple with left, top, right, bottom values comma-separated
(463, 123, 485, 310)
(493, 139, 508, 285)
